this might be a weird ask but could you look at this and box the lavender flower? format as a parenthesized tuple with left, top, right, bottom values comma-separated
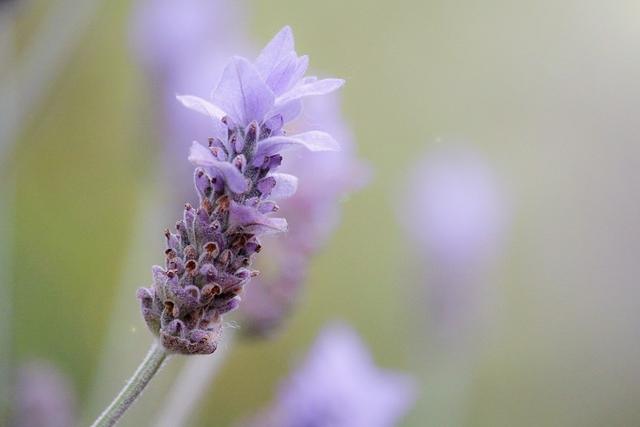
(137, 26, 345, 354)
(241, 93, 369, 335)
(245, 323, 416, 427)
(12, 361, 76, 427)
(131, 1, 368, 338)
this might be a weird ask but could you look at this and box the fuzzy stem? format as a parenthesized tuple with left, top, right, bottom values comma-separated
(153, 328, 236, 427)
(91, 342, 169, 427)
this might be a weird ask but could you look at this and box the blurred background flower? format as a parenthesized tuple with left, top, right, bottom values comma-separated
(399, 143, 509, 347)
(397, 143, 510, 426)
(3, 1, 640, 426)
(241, 93, 370, 337)
(11, 360, 76, 427)
(243, 323, 415, 427)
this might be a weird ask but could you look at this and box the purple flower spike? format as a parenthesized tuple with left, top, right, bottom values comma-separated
(137, 27, 344, 355)
(245, 323, 416, 427)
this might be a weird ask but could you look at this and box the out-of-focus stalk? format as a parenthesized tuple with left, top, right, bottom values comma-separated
(0, 4, 17, 423)
(0, 0, 104, 164)
(82, 188, 171, 426)
(0, 1, 17, 75)
(0, 177, 14, 425)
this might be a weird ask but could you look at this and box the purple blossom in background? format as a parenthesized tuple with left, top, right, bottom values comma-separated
(241, 93, 369, 335)
(130, 0, 249, 199)
(399, 145, 509, 343)
(137, 26, 345, 354)
(131, 0, 242, 77)
(12, 361, 76, 427)
(245, 323, 416, 427)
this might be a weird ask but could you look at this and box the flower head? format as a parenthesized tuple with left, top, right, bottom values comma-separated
(137, 26, 344, 354)
(245, 323, 416, 427)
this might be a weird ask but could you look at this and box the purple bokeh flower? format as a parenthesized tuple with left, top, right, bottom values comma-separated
(245, 323, 416, 427)
(12, 361, 76, 427)
(137, 27, 345, 354)
(240, 93, 369, 336)
(131, 0, 244, 77)
(130, 0, 249, 200)
(399, 145, 509, 343)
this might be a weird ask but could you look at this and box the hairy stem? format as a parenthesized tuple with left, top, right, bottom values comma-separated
(153, 328, 236, 427)
(91, 342, 169, 427)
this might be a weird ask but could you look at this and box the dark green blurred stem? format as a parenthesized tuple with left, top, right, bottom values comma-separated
(90, 342, 169, 427)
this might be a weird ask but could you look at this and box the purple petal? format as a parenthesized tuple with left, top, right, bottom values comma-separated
(212, 57, 275, 126)
(210, 117, 229, 149)
(229, 202, 288, 235)
(258, 201, 279, 213)
(270, 173, 298, 199)
(265, 54, 310, 97)
(275, 78, 345, 106)
(255, 26, 295, 80)
(268, 99, 303, 123)
(256, 131, 340, 158)
(265, 52, 298, 95)
(188, 141, 215, 165)
(176, 95, 225, 121)
(188, 142, 248, 193)
(176, 94, 229, 148)
(287, 55, 310, 91)
(256, 176, 276, 195)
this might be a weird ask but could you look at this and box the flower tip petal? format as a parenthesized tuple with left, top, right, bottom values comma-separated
(212, 55, 275, 126)
(272, 25, 294, 49)
(269, 217, 288, 233)
(320, 78, 346, 93)
(188, 141, 213, 165)
(301, 131, 340, 152)
(255, 25, 296, 79)
(275, 78, 346, 107)
(270, 173, 299, 199)
(277, 25, 293, 42)
(255, 131, 340, 158)
(176, 94, 226, 120)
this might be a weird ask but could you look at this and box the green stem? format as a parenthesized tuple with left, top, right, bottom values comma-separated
(90, 341, 169, 427)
